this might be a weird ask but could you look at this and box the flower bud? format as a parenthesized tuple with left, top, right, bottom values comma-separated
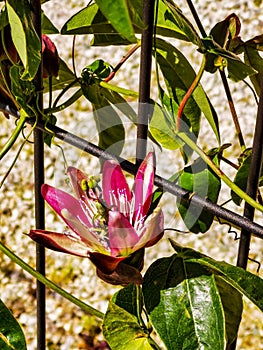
(42, 34, 59, 78)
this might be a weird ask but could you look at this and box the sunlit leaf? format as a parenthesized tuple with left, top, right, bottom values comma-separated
(0, 299, 27, 350)
(150, 101, 183, 150)
(94, 0, 136, 42)
(42, 12, 59, 34)
(103, 301, 153, 350)
(143, 254, 225, 350)
(6, 0, 41, 80)
(161, 0, 202, 46)
(169, 241, 263, 312)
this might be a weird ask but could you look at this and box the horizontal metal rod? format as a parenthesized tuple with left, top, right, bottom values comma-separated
(23, 117, 263, 240)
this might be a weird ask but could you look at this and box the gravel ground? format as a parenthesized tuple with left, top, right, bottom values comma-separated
(1, 1, 263, 349)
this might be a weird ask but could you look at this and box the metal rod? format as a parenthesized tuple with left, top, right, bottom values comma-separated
(237, 81, 263, 268)
(31, 1, 46, 349)
(136, 0, 155, 165)
(225, 53, 263, 350)
(25, 118, 263, 240)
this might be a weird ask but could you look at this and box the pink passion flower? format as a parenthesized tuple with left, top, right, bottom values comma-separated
(29, 152, 164, 284)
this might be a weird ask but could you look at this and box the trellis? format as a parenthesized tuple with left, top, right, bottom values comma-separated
(1, 0, 263, 349)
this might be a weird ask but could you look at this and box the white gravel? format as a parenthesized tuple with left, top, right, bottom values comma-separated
(1, 1, 263, 349)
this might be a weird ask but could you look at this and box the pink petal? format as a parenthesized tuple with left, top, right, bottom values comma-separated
(108, 211, 139, 257)
(133, 152, 155, 219)
(29, 229, 90, 257)
(102, 160, 132, 212)
(41, 184, 102, 249)
(89, 251, 126, 274)
(133, 207, 164, 251)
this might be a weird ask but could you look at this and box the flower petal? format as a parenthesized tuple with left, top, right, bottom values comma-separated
(102, 160, 132, 213)
(133, 207, 164, 251)
(108, 211, 139, 257)
(41, 184, 104, 251)
(133, 152, 155, 219)
(89, 251, 126, 274)
(29, 230, 90, 257)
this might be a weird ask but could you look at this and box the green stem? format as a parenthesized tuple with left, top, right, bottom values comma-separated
(0, 113, 27, 160)
(0, 240, 104, 319)
(177, 131, 263, 213)
(45, 88, 83, 114)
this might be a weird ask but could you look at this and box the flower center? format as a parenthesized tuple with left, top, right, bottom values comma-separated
(109, 189, 146, 236)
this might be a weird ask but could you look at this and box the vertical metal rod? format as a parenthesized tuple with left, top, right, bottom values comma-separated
(226, 81, 263, 350)
(136, 0, 155, 166)
(237, 79, 263, 268)
(31, 1, 46, 349)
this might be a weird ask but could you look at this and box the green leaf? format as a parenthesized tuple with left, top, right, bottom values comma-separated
(155, 38, 220, 143)
(230, 149, 263, 206)
(177, 150, 221, 233)
(10, 64, 36, 115)
(203, 37, 257, 82)
(149, 101, 183, 150)
(190, 256, 263, 312)
(95, 0, 136, 43)
(43, 59, 76, 93)
(0, 298, 27, 350)
(102, 301, 153, 350)
(156, 0, 192, 41)
(81, 81, 125, 156)
(169, 241, 263, 313)
(143, 255, 225, 350)
(42, 12, 59, 34)
(243, 37, 263, 96)
(215, 276, 243, 344)
(61, 4, 132, 46)
(161, 0, 202, 46)
(112, 284, 142, 319)
(6, 0, 41, 80)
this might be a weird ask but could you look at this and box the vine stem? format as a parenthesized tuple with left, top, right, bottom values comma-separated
(0, 241, 104, 319)
(0, 111, 27, 160)
(176, 55, 206, 131)
(219, 70, 246, 151)
(104, 43, 140, 83)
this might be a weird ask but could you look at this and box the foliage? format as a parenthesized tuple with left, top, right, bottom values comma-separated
(1, 0, 263, 349)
